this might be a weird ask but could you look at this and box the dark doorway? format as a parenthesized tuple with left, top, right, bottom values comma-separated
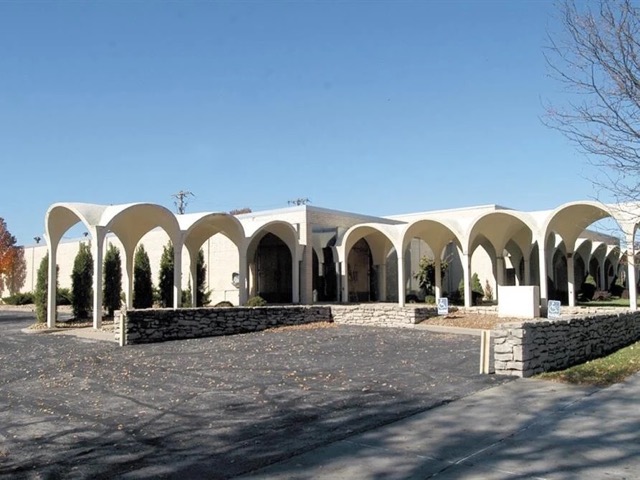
(255, 233, 292, 303)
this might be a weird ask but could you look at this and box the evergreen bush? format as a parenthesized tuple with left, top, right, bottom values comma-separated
(133, 245, 153, 308)
(2, 292, 34, 305)
(57, 288, 72, 306)
(214, 300, 234, 307)
(71, 242, 93, 319)
(459, 273, 484, 305)
(158, 242, 174, 308)
(34, 253, 57, 323)
(103, 244, 122, 316)
(246, 296, 267, 307)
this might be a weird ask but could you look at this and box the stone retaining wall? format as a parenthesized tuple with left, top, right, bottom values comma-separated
(493, 311, 640, 377)
(115, 306, 332, 345)
(330, 304, 435, 328)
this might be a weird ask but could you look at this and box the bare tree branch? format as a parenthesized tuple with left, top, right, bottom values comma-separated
(544, 0, 640, 206)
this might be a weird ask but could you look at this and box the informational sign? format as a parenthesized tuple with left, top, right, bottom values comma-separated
(437, 297, 449, 316)
(547, 300, 561, 319)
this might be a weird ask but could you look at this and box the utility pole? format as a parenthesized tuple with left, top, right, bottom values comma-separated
(172, 190, 195, 214)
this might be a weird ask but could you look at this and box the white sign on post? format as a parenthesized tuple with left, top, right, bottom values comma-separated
(437, 297, 449, 315)
(547, 300, 561, 319)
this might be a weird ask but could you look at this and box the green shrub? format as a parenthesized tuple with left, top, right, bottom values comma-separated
(246, 296, 267, 307)
(103, 244, 122, 317)
(35, 253, 57, 323)
(195, 248, 211, 307)
(57, 288, 72, 306)
(459, 273, 484, 304)
(71, 242, 93, 319)
(158, 242, 174, 308)
(2, 292, 34, 305)
(181, 284, 192, 307)
(133, 245, 153, 308)
(424, 295, 436, 305)
(414, 256, 449, 295)
(214, 300, 234, 307)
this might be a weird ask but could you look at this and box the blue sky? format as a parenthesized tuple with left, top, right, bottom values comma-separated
(0, 0, 600, 246)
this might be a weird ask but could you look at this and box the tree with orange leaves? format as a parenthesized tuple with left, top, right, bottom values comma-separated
(0, 218, 24, 294)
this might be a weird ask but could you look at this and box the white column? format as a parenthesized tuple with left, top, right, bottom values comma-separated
(496, 256, 505, 302)
(377, 264, 387, 301)
(463, 253, 471, 307)
(340, 261, 349, 302)
(567, 252, 576, 307)
(336, 262, 342, 303)
(397, 254, 405, 306)
(434, 256, 442, 301)
(190, 251, 197, 307)
(46, 243, 57, 328)
(292, 257, 300, 303)
(173, 238, 183, 309)
(123, 249, 134, 309)
(538, 245, 548, 309)
(91, 228, 105, 329)
(628, 252, 638, 311)
(249, 261, 257, 298)
(238, 252, 248, 305)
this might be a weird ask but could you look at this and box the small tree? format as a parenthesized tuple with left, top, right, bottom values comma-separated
(103, 244, 122, 317)
(35, 253, 57, 323)
(545, 0, 640, 203)
(484, 279, 494, 301)
(459, 273, 484, 305)
(158, 242, 174, 308)
(5, 246, 26, 295)
(414, 256, 449, 295)
(133, 245, 153, 309)
(71, 242, 93, 319)
(196, 248, 210, 307)
(0, 217, 21, 293)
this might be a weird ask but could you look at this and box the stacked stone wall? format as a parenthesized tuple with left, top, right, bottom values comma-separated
(115, 306, 331, 345)
(493, 312, 640, 377)
(330, 304, 435, 328)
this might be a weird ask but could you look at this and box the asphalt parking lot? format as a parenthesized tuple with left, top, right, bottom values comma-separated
(0, 311, 510, 479)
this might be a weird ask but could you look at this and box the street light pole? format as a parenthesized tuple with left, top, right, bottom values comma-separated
(32, 236, 41, 291)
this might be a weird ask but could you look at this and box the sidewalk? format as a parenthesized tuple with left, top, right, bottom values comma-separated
(242, 374, 640, 479)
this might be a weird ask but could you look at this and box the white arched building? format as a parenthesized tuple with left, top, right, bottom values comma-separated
(24, 200, 640, 328)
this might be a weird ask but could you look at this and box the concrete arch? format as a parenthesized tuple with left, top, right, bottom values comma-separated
(103, 203, 181, 250)
(102, 203, 182, 314)
(540, 202, 629, 308)
(247, 221, 299, 258)
(467, 211, 535, 255)
(246, 221, 301, 303)
(399, 219, 463, 302)
(541, 202, 615, 250)
(464, 211, 534, 305)
(338, 223, 400, 304)
(180, 212, 247, 306)
(44, 203, 108, 328)
(45, 202, 185, 329)
(400, 219, 464, 254)
(45, 203, 106, 247)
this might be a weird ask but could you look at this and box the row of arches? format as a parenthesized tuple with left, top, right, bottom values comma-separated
(44, 201, 640, 328)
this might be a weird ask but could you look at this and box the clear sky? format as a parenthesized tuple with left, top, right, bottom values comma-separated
(0, 0, 601, 246)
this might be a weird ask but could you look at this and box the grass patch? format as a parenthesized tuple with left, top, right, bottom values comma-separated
(537, 341, 640, 387)
(577, 298, 629, 307)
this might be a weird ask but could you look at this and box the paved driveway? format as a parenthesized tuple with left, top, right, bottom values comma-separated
(0, 311, 510, 479)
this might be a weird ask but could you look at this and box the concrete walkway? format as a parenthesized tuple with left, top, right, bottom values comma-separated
(243, 375, 640, 479)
